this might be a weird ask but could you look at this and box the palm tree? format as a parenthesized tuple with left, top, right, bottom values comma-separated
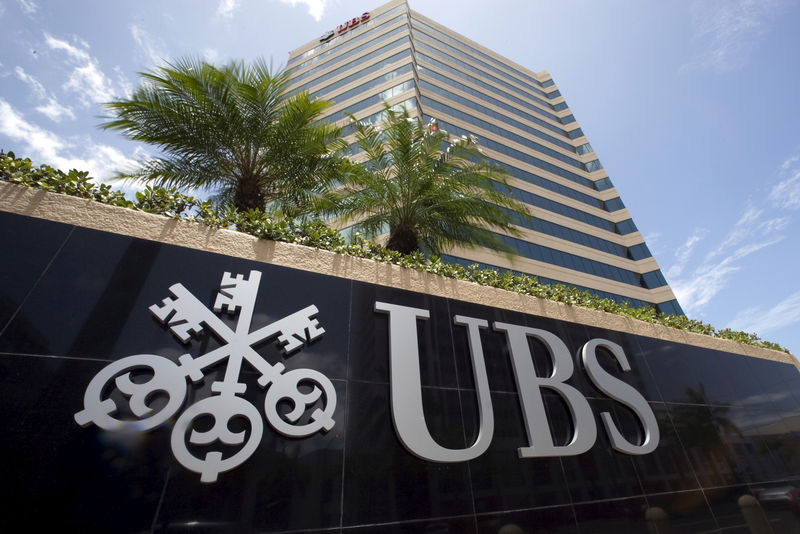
(102, 57, 345, 215)
(322, 105, 530, 255)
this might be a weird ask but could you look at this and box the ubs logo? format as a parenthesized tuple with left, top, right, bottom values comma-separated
(75, 271, 336, 483)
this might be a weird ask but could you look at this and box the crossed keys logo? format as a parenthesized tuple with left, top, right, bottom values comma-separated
(74, 270, 336, 483)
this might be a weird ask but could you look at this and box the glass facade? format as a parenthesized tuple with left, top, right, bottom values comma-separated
(286, 0, 683, 316)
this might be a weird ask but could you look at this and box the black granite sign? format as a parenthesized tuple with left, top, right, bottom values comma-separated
(2, 210, 800, 533)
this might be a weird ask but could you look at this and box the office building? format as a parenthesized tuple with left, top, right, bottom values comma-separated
(287, 0, 683, 315)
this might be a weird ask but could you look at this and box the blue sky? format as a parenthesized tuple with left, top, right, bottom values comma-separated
(2, 0, 799, 355)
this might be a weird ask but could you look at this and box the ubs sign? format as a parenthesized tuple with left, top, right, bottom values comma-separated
(74, 270, 658, 483)
(320, 11, 370, 41)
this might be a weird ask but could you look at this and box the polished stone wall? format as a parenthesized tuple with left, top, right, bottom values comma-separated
(2, 209, 800, 533)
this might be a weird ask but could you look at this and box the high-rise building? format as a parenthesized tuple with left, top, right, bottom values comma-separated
(287, 0, 683, 316)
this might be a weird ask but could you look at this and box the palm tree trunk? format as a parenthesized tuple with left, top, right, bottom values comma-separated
(386, 224, 419, 255)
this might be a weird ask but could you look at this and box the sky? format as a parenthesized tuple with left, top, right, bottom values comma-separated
(1, 0, 800, 355)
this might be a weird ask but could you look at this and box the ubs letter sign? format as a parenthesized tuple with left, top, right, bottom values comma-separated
(377, 302, 660, 462)
(75, 271, 336, 483)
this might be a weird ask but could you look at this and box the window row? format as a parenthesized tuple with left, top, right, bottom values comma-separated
(488, 157, 605, 211)
(440, 255, 659, 310)
(502, 208, 651, 260)
(306, 51, 410, 100)
(288, 4, 407, 66)
(417, 72, 575, 151)
(325, 80, 415, 124)
(490, 233, 665, 288)
(420, 86, 585, 169)
(290, 32, 410, 88)
(499, 181, 633, 236)
(427, 114, 596, 189)
(410, 19, 548, 97)
(344, 98, 419, 145)
(594, 177, 614, 192)
(415, 54, 568, 138)
(291, 13, 408, 72)
(316, 64, 414, 111)
(567, 128, 584, 140)
(412, 34, 558, 119)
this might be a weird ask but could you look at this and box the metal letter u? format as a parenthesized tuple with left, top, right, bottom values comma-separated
(375, 302, 494, 462)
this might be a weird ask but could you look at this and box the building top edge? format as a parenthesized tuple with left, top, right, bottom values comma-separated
(407, 8, 548, 82)
(288, 0, 407, 61)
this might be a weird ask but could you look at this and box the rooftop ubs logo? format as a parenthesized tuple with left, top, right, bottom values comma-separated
(74, 271, 335, 483)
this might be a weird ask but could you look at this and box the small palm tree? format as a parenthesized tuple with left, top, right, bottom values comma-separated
(323, 105, 530, 255)
(102, 57, 345, 215)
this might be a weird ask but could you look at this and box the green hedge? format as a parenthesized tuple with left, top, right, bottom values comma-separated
(0, 151, 788, 353)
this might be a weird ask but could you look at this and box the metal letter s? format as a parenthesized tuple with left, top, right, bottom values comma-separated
(580, 339, 659, 454)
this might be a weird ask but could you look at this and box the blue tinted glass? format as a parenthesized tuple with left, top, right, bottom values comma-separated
(615, 219, 638, 234)
(416, 58, 568, 136)
(439, 255, 657, 309)
(427, 115, 596, 189)
(417, 70, 575, 150)
(584, 160, 603, 172)
(290, 35, 410, 88)
(290, 12, 408, 70)
(604, 197, 624, 212)
(567, 128, 584, 139)
(411, 21, 548, 98)
(641, 270, 668, 289)
(656, 299, 685, 316)
(594, 177, 613, 190)
(627, 243, 652, 260)
(319, 63, 414, 107)
(412, 34, 555, 114)
(419, 88, 584, 168)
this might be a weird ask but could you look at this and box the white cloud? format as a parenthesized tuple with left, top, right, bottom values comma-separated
(666, 228, 707, 279)
(0, 98, 141, 181)
(14, 66, 46, 98)
(113, 66, 133, 98)
(43, 32, 118, 106)
(14, 66, 75, 122)
(203, 48, 220, 64)
(728, 290, 800, 335)
(279, 0, 329, 22)
(672, 237, 782, 314)
(35, 99, 75, 122)
(666, 152, 797, 315)
(130, 24, 166, 68)
(17, 0, 37, 15)
(683, 0, 784, 73)
(216, 0, 239, 18)
(44, 32, 90, 62)
(769, 168, 800, 210)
